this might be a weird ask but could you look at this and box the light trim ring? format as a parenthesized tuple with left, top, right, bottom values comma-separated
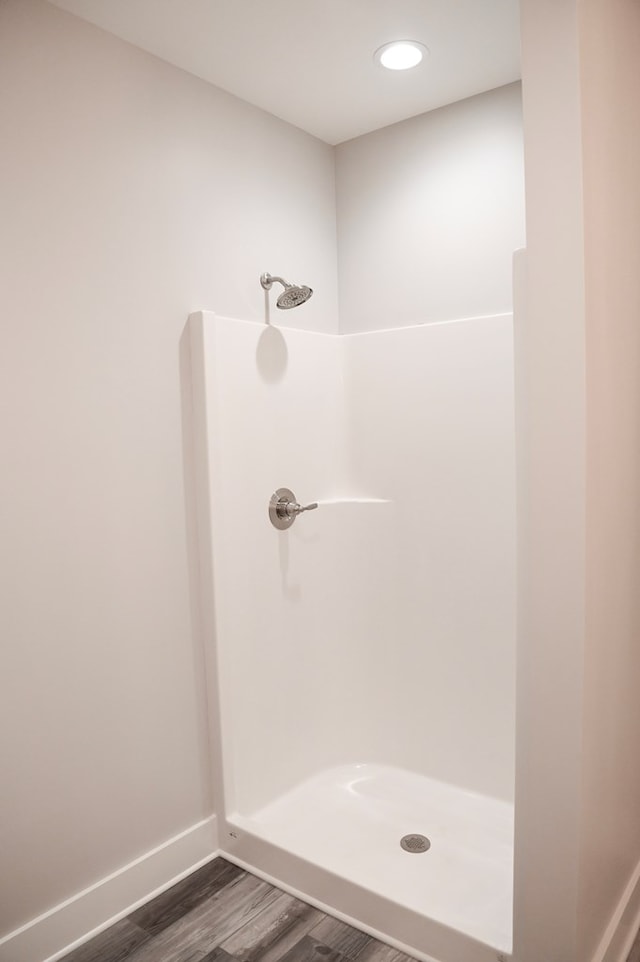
(374, 40, 428, 71)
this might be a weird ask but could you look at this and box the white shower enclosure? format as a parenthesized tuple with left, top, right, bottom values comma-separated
(190, 307, 516, 962)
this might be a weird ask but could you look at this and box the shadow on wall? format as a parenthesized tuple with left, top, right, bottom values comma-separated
(278, 534, 301, 603)
(256, 323, 288, 384)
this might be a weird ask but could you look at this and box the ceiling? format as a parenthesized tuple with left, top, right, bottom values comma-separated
(47, 0, 521, 145)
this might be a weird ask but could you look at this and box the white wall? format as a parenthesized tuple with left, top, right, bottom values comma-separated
(514, 2, 640, 961)
(514, 0, 640, 962)
(512, 2, 587, 960)
(195, 312, 516, 815)
(335, 82, 525, 333)
(0, 0, 337, 943)
(578, 1, 640, 958)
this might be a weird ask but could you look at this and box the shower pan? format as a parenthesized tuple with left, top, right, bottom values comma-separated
(190, 307, 516, 962)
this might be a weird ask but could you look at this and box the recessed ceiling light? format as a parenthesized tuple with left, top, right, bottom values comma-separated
(374, 40, 428, 71)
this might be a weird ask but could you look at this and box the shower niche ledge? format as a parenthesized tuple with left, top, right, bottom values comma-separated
(190, 310, 516, 962)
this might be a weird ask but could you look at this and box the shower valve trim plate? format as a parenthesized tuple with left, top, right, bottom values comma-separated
(269, 488, 318, 530)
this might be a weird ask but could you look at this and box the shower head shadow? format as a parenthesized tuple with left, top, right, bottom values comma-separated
(260, 272, 313, 310)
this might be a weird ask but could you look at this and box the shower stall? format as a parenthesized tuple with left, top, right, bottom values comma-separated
(190, 294, 517, 962)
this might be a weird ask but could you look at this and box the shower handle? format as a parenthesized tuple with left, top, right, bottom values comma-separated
(269, 488, 318, 529)
(285, 500, 318, 518)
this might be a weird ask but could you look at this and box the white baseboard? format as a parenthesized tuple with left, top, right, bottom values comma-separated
(0, 816, 219, 962)
(220, 849, 442, 962)
(592, 857, 640, 962)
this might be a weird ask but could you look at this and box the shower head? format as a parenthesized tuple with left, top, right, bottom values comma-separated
(260, 272, 313, 309)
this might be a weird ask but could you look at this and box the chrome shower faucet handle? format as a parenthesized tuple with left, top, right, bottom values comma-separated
(269, 488, 318, 530)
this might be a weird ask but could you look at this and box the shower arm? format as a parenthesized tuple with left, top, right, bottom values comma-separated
(260, 272, 290, 291)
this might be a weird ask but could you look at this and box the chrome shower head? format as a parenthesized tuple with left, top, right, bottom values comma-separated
(276, 284, 313, 309)
(260, 272, 313, 309)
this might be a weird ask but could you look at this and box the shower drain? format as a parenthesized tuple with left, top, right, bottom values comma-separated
(400, 833, 431, 853)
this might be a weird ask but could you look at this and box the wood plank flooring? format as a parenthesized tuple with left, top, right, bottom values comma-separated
(59, 856, 640, 962)
(61, 858, 417, 962)
(628, 928, 640, 962)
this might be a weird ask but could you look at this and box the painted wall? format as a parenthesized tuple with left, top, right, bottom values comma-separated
(514, 1, 640, 961)
(512, 2, 587, 960)
(195, 312, 515, 816)
(578, 1, 640, 958)
(335, 82, 525, 333)
(0, 0, 337, 943)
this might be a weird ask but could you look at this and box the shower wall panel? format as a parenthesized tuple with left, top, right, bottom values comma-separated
(192, 313, 398, 817)
(193, 310, 516, 821)
(345, 315, 516, 801)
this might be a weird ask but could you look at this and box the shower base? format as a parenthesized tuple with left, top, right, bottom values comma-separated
(223, 764, 513, 962)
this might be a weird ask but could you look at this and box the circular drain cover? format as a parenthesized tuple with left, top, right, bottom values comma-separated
(400, 833, 431, 853)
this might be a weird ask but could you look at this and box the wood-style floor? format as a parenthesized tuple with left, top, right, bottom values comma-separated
(61, 858, 417, 962)
(60, 855, 640, 962)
